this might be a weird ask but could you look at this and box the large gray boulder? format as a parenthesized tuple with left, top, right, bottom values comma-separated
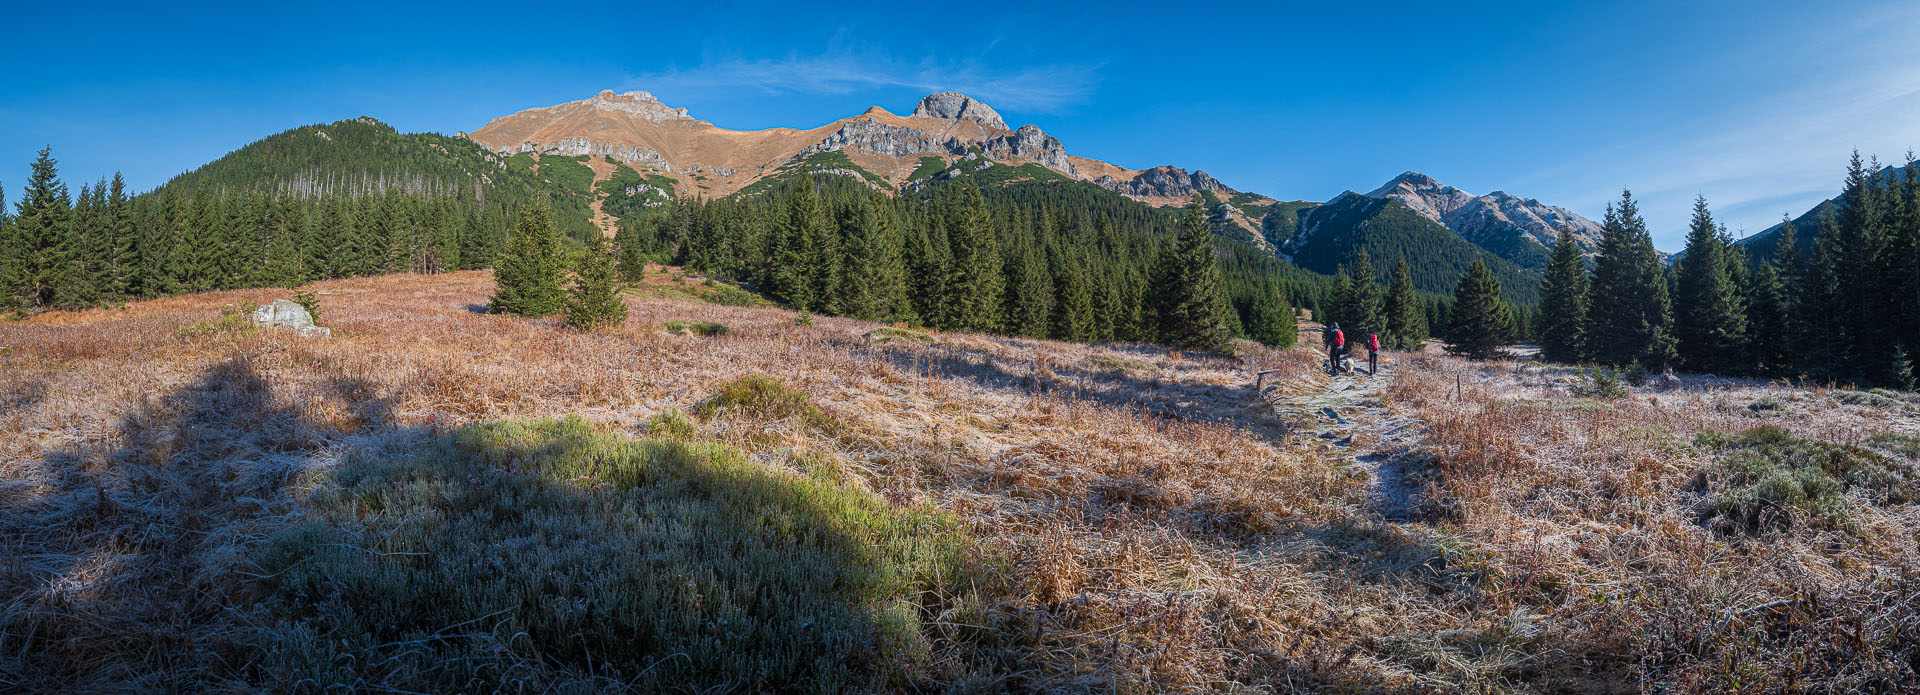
(253, 299, 331, 338)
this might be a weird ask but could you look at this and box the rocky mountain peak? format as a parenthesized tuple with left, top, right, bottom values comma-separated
(1093, 166, 1231, 199)
(1374, 171, 1440, 191)
(581, 89, 698, 123)
(911, 92, 1007, 130)
(1361, 171, 1603, 265)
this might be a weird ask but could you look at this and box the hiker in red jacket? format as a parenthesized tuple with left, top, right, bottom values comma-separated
(1366, 333, 1381, 375)
(1326, 323, 1347, 374)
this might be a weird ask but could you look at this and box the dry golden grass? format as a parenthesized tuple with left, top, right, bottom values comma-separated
(2, 269, 1916, 693)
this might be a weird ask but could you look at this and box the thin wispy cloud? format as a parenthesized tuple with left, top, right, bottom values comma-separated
(625, 47, 1100, 113)
(1510, 6, 1920, 243)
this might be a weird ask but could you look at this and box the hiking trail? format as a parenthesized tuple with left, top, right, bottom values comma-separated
(1261, 358, 1426, 520)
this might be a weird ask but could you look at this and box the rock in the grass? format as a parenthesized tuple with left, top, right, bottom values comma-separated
(252, 299, 331, 338)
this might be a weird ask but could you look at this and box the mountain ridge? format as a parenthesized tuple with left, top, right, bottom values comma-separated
(465, 89, 1239, 209)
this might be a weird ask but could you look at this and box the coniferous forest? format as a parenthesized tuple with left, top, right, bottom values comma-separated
(0, 131, 1318, 353)
(3, 125, 1917, 388)
(1525, 154, 1920, 389)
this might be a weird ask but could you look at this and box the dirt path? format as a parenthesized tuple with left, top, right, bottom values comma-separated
(1266, 357, 1426, 520)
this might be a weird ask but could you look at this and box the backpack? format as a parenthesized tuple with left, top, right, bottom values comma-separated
(1332, 329, 1345, 347)
(1367, 334, 1380, 351)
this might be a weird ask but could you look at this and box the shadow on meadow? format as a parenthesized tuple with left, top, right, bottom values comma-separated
(858, 339, 1283, 439)
(1, 356, 1000, 694)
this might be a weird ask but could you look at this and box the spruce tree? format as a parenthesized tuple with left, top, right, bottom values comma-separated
(1673, 196, 1747, 373)
(1050, 250, 1095, 342)
(1586, 190, 1674, 368)
(1446, 260, 1511, 360)
(9, 147, 72, 309)
(1153, 198, 1232, 352)
(1538, 227, 1589, 363)
(1799, 215, 1845, 379)
(260, 203, 309, 289)
(1344, 249, 1385, 339)
(102, 173, 134, 300)
(1246, 281, 1297, 348)
(54, 182, 102, 309)
(490, 198, 566, 317)
(904, 213, 949, 326)
(1005, 238, 1052, 338)
(1383, 254, 1428, 351)
(838, 194, 908, 321)
(765, 174, 822, 311)
(944, 182, 1003, 332)
(564, 234, 628, 330)
(1768, 216, 1806, 375)
(1323, 270, 1354, 331)
(614, 218, 651, 282)
(1743, 258, 1792, 376)
(1833, 152, 1894, 383)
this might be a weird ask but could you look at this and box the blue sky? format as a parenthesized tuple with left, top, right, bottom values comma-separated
(4, 1, 1918, 250)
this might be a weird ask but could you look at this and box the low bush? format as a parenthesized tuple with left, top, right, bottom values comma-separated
(1693, 425, 1916, 532)
(701, 283, 767, 307)
(178, 303, 254, 337)
(1746, 396, 1785, 413)
(247, 417, 973, 693)
(1869, 432, 1920, 458)
(292, 289, 323, 325)
(692, 375, 845, 436)
(645, 407, 697, 440)
(1835, 389, 1904, 409)
(662, 320, 727, 337)
(1569, 365, 1627, 400)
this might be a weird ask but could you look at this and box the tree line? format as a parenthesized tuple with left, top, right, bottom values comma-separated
(0, 147, 518, 312)
(610, 172, 1297, 352)
(1507, 153, 1917, 389)
(2, 142, 1307, 354)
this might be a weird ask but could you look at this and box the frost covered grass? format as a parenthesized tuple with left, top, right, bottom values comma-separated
(5, 268, 1917, 693)
(252, 416, 978, 693)
(1386, 358, 1920, 693)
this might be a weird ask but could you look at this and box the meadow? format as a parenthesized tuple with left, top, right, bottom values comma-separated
(1, 268, 1915, 693)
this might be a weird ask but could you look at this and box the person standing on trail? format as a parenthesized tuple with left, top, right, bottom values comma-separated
(1327, 323, 1346, 373)
(1366, 333, 1381, 376)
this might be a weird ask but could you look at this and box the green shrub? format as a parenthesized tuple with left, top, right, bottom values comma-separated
(662, 320, 727, 337)
(1835, 390, 1904, 409)
(701, 283, 767, 307)
(1869, 432, 1920, 458)
(1569, 366, 1627, 400)
(1746, 397, 1785, 413)
(645, 407, 697, 440)
(247, 417, 970, 693)
(1622, 362, 1649, 387)
(1692, 425, 1916, 532)
(693, 375, 843, 436)
(178, 303, 254, 337)
(292, 289, 323, 325)
(865, 327, 937, 345)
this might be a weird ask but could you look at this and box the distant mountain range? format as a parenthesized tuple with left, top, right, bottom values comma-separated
(154, 89, 1637, 302)
(462, 90, 1622, 298)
